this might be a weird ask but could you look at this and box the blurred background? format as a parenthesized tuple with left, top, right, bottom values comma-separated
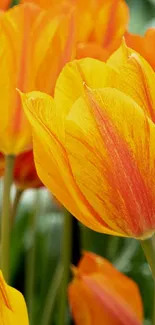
(4, 0, 155, 324)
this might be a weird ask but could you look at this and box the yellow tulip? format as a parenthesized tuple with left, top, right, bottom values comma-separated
(0, 3, 75, 155)
(20, 42, 155, 238)
(0, 271, 29, 324)
(69, 252, 143, 325)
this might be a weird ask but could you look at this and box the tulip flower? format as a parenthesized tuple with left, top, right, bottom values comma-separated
(69, 252, 143, 325)
(23, 0, 129, 61)
(0, 3, 75, 155)
(20, 40, 155, 239)
(14, 151, 42, 189)
(125, 28, 155, 70)
(0, 270, 29, 324)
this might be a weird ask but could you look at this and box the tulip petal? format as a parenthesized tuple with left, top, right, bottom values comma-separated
(65, 87, 155, 237)
(92, 0, 129, 53)
(108, 44, 155, 122)
(0, 271, 29, 325)
(82, 274, 142, 325)
(76, 251, 143, 322)
(21, 91, 121, 235)
(0, 4, 40, 154)
(125, 28, 155, 71)
(34, 8, 76, 96)
(55, 57, 117, 141)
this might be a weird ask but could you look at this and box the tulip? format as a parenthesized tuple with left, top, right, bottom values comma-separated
(0, 270, 29, 325)
(20, 40, 155, 239)
(125, 28, 155, 70)
(0, 3, 75, 155)
(23, 0, 129, 61)
(14, 151, 42, 189)
(69, 252, 143, 325)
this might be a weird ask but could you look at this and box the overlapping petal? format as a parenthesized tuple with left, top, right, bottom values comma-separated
(69, 252, 143, 325)
(22, 0, 129, 60)
(20, 90, 121, 235)
(0, 271, 29, 325)
(65, 87, 155, 237)
(125, 28, 155, 71)
(108, 42, 155, 122)
(21, 45, 155, 238)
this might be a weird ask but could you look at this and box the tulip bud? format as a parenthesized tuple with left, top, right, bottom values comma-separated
(69, 252, 143, 325)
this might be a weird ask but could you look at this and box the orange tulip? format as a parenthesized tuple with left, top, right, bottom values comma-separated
(21, 40, 155, 238)
(69, 252, 143, 325)
(0, 3, 75, 155)
(14, 151, 43, 189)
(23, 0, 129, 61)
(0, 270, 29, 324)
(125, 28, 155, 70)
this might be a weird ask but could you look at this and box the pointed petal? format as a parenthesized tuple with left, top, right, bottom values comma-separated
(65, 87, 155, 237)
(21, 91, 120, 235)
(125, 28, 155, 70)
(55, 57, 117, 141)
(91, 0, 129, 55)
(0, 271, 29, 325)
(108, 42, 155, 122)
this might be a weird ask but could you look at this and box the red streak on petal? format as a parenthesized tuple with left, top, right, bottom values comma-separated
(86, 88, 154, 236)
(102, 0, 119, 48)
(0, 275, 12, 310)
(83, 276, 142, 325)
(130, 54, 155, 124)
(12, 8, 31, 135)
(34, 112, 114, 231)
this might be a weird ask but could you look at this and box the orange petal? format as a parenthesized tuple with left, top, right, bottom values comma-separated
(69, 253, 143, 325)
(125, 28, 155, 71)
(76, 41, 110, 61)
(34, 7, 76, 96)
(14, 150, 42, 189)
(91, 0, 129, 56)
(0, 0, 10, 10)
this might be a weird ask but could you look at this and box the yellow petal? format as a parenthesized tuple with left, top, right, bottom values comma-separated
(21, 90, 121, 235)
(55, 57, 117, 141)
(108, 43, 155, 122)
(0, 271, 29, 325)
(65, 87, 155, 237)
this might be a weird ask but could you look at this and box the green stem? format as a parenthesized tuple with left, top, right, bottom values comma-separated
(40, 264, 63, 325)
(1, 155, 15, 283)
(57, 211, 72, 325)
(11, 188, 23, 224)
(25, 192, 39, 324)
(141, 234, 155, 324)
(141, 234, 155, 279)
